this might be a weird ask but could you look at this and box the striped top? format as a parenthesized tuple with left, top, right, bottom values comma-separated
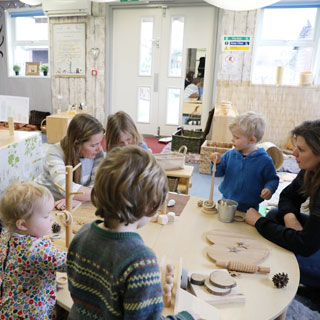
(35, 143, 104, 200)
(67, 220, 194, 320)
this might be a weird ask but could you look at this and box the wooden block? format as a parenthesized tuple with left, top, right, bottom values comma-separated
(190, 273, 205, 286)
(157, 214, 168, 225)
(167, 211, 176, 222)
(209, 270, 236, 289)
(163, 284, 172, 308)
(205, 278, 231, 296)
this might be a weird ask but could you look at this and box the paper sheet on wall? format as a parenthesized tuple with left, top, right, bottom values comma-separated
(221, 52, 241, 75)
(0, 95, 29, 123)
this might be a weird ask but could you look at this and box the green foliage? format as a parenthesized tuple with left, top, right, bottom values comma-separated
(40, 63, 49, 72)
(13, 65, 21, 72)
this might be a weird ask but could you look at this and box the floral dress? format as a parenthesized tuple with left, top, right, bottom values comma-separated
(0, 228, 67, 320)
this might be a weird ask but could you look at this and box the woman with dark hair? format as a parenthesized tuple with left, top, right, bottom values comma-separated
(36, 113, 105, 210)
(245, 120, 320, 287)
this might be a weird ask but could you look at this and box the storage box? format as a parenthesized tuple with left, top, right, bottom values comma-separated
(199, 140, 233, 174)
(172, 129, 204, 154)
(154, 152, 185, 171)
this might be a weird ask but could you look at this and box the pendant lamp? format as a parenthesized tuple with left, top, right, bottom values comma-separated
(19, 0, 42, 5)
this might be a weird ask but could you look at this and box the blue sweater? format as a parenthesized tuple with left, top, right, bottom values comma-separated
(213, 148, 279, 212)
(67, 220, 194, 320)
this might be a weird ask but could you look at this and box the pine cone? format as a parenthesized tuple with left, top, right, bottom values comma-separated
(52, 222, 61, 233)
(272, 272, 289, 288)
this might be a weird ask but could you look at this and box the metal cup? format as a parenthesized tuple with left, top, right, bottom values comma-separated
(218, 199, 238, 223)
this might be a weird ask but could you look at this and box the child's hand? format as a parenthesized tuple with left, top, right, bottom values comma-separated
(260, 188, 272, 200)
(244, 208, 262, 226)
(209, 152, 221, 164)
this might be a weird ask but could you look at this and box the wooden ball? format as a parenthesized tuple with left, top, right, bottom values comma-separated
(166, 264, 175, 274)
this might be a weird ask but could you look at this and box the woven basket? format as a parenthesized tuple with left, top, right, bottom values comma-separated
(172, 129, 204, 154)
(154, 146, 187, 171)
(199, 140, 233, 174)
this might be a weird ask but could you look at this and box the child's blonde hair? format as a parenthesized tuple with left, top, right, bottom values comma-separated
(105, 111, 143, 152)
(91, 146, 168, 226)
(229, 111, 266, 142)
(0, 181, 53, 232)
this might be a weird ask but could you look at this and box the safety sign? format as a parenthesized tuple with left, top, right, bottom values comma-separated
(223, 35, 251, 51)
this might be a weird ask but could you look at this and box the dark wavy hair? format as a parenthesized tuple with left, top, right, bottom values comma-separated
(291, 120, 320, 209)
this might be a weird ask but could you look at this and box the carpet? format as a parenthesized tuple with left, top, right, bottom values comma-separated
(144, 137, 167, 153)
(287, 299, 320, 319)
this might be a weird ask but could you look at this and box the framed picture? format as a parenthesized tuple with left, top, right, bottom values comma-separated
(52, 23, 86, 77)
(26, 62, 40, 76)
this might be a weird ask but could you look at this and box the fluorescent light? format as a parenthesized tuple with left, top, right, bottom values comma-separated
(203, 0, 280, 11)
(20, 0, 42, 5)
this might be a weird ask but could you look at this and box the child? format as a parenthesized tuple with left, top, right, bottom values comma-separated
(210, 111, 279, 212)
(67, 146, 197, 320)
(0, 181, 66, 319)
(105, 111, 148, 152)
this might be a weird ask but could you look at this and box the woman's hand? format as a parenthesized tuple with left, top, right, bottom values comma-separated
(284, 213, 303, 231)
(55, 198, 82, 211)
(209, 152, 221, 164)
(245, 208, 262, 226)
(260, 188, 272, 200)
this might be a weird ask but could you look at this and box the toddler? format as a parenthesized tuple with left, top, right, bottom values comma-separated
(0, 181, 66, 319)
(67, 146, 197, 320)
(210, 111, 279, 212)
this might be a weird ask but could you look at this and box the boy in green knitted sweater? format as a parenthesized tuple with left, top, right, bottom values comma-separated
(67, 146, 198, 320)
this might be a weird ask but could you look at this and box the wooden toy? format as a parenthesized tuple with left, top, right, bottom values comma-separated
(207, 229, 270, 265)
(189, 269, 245, 305)
(204, 278, 231, 296)
(216, 260, 270, 274)
(157, 214, 169, 225)
(160, 201, 167, 215)
(8, 117, 14, 136)
(150, 213, 159, 222)
(202, 155, 217, 213)
(209, 270, 236, 288)
(166, 264, 175, 276)
(197, 200, 203, 207)
(54, 163, 83, 247)
(166, 275, 174, 289)
(190, 273, 205, 286)
(163, 284, 172, 307)
(167, 211, 176, 222)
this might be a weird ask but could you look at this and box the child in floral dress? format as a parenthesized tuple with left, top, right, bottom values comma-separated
(0, 181, 67, 320)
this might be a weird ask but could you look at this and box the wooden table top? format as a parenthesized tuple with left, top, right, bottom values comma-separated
(0, 130, 40, 149)
(54, 196, 299, 320)
(165, 165, 194, 179)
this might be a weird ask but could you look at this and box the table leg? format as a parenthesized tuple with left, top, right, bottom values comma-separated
(274, 307, 287, 320)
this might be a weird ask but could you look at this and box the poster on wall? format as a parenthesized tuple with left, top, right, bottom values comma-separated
(222, 35, 251, 51)
(0, 95, 29, 123)
(52, 23, 86, 77)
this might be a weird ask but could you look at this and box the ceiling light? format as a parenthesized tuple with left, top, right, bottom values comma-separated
(203, 0, 280, 11)
(19, 0, 42, 5)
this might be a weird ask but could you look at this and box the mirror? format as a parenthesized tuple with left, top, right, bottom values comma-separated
(182, 48, 206, 126)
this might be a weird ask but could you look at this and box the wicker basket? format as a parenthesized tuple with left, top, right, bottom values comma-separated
(172, 129, 204, 154)
(199, 140, 233, 174)
(154, 146, 187, 171)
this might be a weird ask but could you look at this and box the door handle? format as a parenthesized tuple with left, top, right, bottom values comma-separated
(154, 73, 159, 92)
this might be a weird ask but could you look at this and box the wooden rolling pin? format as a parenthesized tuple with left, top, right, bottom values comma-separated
(216, 260, 270, 274)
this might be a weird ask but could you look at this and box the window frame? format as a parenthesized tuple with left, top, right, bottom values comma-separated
(252, 5, 320, 85)
(5, 7, 49, 78)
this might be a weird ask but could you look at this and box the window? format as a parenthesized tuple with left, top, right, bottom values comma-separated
(6, 8, 48, 76)
(252, 3, 320, 85)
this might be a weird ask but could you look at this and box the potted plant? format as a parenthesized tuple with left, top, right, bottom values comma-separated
(40, 64, 49, 76)
(13, 65, 21, 76)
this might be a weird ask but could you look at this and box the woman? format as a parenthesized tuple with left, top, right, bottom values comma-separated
(245, 120, 320, 287)
(36, 113, 105, 210)
(105, 111, 148, 152)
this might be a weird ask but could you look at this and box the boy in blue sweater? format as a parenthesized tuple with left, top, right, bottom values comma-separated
(210, 111, 279, 212)
(67, 146, 198, 320)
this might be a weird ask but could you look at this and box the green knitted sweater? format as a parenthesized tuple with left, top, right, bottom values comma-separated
(67, 220, 194, 320)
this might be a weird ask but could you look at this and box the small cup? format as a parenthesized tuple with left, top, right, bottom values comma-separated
(218, 199, 238, 223)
